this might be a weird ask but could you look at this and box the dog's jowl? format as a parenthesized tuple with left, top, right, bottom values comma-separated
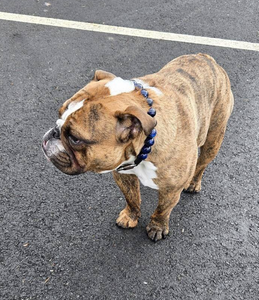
(42, 53, 234, 242)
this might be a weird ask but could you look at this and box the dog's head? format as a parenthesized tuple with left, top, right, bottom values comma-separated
(42, 70, 156, 175)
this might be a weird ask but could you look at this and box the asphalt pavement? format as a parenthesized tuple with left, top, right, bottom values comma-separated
(0, 1, 258, 299)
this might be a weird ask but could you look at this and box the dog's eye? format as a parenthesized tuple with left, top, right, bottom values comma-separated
(69, 135, 84, 146)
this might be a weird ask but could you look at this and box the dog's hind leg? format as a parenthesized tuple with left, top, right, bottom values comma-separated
(113, 172, 141, 228)
(185, 85, 234, 193)
(184, 126, 226, 193)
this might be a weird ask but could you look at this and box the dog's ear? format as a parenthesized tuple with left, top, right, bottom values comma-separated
(115, 106, 156, 143)
(92, 70, 116, 81)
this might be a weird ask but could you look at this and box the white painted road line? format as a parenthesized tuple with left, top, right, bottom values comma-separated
(0, 12, 259, 52)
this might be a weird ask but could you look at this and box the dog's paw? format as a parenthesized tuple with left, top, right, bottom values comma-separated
(116, 208, 139, 228)
(183, 181, 201, 193)
(146, 221, 169, 242)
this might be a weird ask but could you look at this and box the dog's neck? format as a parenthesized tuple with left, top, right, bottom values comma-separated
(116, 80, 157, 172)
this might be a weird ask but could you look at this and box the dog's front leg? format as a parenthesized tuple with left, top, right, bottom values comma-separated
(113, 172, 141, 228)
(147, 188, 181, 242)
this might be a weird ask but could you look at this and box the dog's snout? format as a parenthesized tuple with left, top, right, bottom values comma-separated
(52, 126, 60, 139)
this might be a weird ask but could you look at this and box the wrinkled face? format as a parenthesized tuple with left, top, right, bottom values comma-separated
(42, 71, 156, 175)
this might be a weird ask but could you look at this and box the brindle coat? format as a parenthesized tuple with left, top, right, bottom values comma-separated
(43, 53, 234, 241)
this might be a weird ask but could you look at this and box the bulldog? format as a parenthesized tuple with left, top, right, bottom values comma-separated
(42, 53, 234, 242)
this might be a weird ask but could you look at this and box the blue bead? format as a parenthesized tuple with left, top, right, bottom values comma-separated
(141, 146, 151, 154)
(148, 107, 156, 117)
(148, 129, 157, 139)
(141, 89, 148, 98)
(138, 153, 148, 161)
(145, 138, 154, 146)
(146, 98, 153, 106)
(145, 133, 153, 140)
(133, 81, 143, 89)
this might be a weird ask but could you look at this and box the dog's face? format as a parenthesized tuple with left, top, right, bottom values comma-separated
(42, 71, 156, 175)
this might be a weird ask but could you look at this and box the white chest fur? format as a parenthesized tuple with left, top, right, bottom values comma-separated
(117, 156, 158, 190)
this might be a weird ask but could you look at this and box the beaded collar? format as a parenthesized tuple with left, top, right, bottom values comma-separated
(116, 80, 157, 172)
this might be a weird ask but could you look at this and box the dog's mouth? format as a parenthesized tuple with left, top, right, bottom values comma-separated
(42, 134, 84, 175)
(42, 140, 50, 161)
(42, 138, 71, 167)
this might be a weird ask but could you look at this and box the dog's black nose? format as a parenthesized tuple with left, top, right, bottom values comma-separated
(52, 126, 60, 139)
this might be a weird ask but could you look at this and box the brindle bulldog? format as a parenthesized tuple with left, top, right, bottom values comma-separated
(42, 53, 234, 242)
